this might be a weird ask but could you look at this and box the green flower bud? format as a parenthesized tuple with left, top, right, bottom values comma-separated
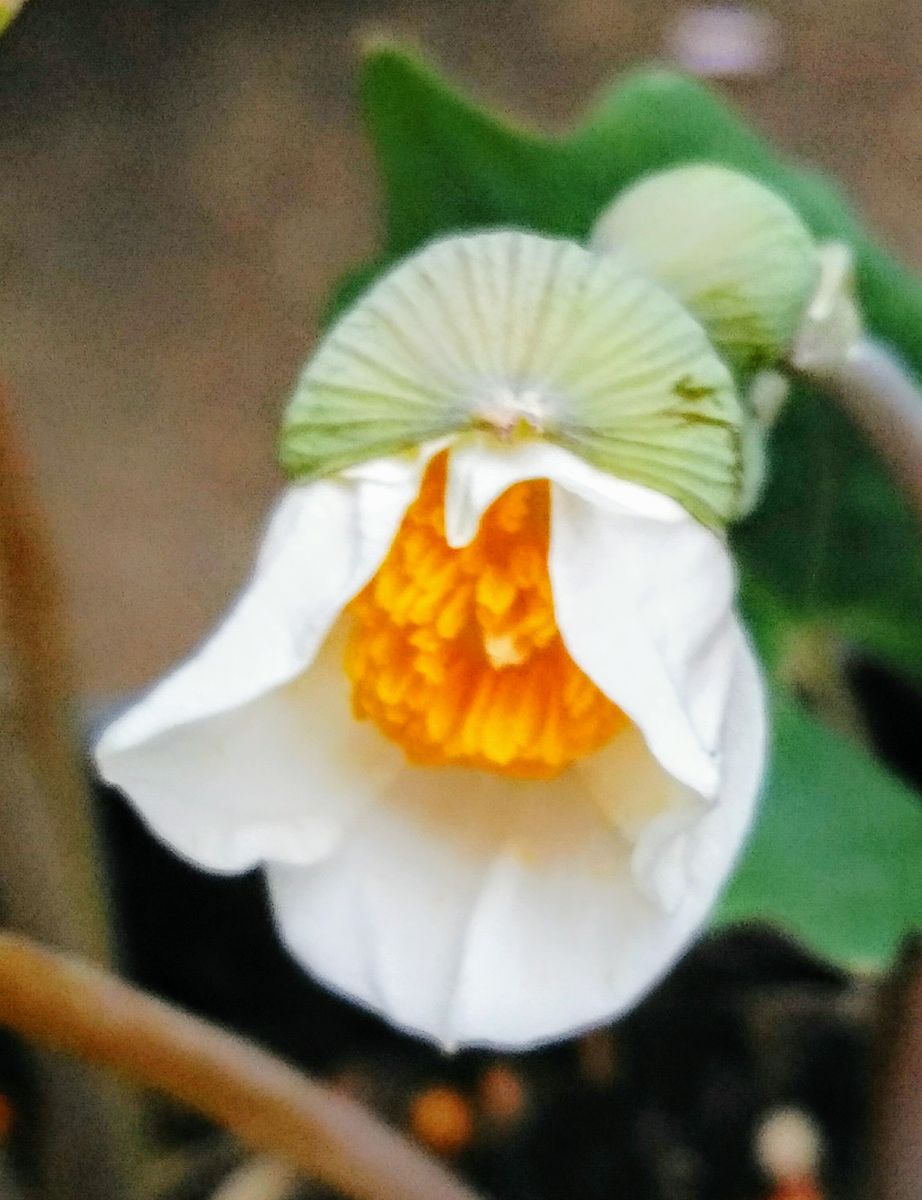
(789, 242, 862, 376)
(280, 230, 746, 528)
(736, 369, 789, 516)
(591, 164, 820, 373)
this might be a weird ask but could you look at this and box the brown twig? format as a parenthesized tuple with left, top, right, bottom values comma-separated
(0, 932, 485, 1200)
(872, 935, 922, 1200)
(0, 385, 140, 1197)
(209, 1157, 300, 1200)
(0, 386, 111, 960)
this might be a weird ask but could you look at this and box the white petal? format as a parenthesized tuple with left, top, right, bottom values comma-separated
(94, 455, 429, 871)
(550, 471, 737, 798)
(637, 624, 766, 910)
(96, 629, 408, 872)
(266, 629, 766, 1049)
(445, 435, 678, 547)
(446, 439, 737, 795)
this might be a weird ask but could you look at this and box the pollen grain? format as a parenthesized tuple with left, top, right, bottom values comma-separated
(344, 453, 626, 778)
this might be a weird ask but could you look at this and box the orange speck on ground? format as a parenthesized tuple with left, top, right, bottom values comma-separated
(345, 453, 626, 777)
(479, 1063, 527, 1126)
(767, 1179, 824, 1200)
(408, 1085, 475, 1157)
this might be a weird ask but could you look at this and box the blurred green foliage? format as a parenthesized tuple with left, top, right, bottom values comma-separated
(325, 45, 922, 968)
(717, 694, 922, 962)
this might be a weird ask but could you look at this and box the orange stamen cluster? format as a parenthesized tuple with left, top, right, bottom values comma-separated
(344, 453, 626, 778)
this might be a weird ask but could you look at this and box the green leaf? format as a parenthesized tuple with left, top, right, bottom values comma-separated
(716, 693, 922, 965)
(360, 45, 583, 252)
(347, 47, 922, 680)
(734, 381, 922, 676)
(322, 260, 383, 327)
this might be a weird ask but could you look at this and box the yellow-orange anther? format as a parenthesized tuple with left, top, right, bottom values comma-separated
(345, 453, 626, 778)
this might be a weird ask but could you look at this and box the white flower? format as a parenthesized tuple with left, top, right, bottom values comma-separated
(95, 230, 767, 1050)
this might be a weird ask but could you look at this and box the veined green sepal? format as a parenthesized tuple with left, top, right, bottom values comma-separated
(591, 164, 820, 373)
(281, 230, 746, 527)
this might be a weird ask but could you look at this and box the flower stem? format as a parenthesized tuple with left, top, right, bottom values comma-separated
(0, 932, 485, 1200)
(798, 338, 922, 528)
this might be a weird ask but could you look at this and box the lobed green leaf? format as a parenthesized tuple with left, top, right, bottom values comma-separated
(716, 693, 922, 965)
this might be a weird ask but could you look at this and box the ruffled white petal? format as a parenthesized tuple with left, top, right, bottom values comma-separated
(93, 455, 430, 872)
(550, 470, 736, 798)
(266, 624, 765, 1049)
(446, 439, 737, 796)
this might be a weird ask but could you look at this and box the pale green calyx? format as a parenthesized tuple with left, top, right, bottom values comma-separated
(591, 164, 820, 373)
(280, 230, 747, 528)
(789, 241, 862, 376)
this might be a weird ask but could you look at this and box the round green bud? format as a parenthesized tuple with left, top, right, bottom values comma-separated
(591, 164, 820, 373)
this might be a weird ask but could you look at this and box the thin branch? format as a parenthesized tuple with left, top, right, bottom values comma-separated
(0, 933, 486, 1200)
(872, 936, 922, 1200)
(209, 1158, 300, 1200)
(0, 385, 140, 1197)
(0, 386, 111, 960)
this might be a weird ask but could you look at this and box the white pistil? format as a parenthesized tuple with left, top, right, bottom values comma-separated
(473, 383, 549, 440)
(483, 632, 527, 669)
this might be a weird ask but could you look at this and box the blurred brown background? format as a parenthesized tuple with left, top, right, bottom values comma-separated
(1, 0, 920, 701)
